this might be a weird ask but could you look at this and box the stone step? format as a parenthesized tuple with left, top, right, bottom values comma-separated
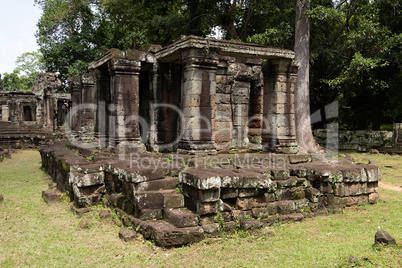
(164, 208, 199, 228)
(135, 190, 177, 210)
(105, 160, 169, 183)
(69, 171, 104, 187)
(142, 220, 204, 247)
(42, 190, 62, 204)
(114, 208, 204, 247)
(135, 177, 178, 192)
(180, 167, 274, 190)
(70, 162, 104, 174)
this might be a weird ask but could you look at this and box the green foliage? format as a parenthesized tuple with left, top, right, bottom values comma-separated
(216, 211, 226, 236)
(227, 156, 233, 165)
(1, 70, 31, 91)
(32, 0, 402, 129)
(86, 152, 96, 161)
(15, 51, 46, 77)
(1, 50, 45, 91)
(60, 191, 71, 202)
(166, 154, 174, 163)
(309, 0, 402, 130)
(34, 0, 113, 84)
(244, 215, 252, 221)
(246, 0, 296, 49)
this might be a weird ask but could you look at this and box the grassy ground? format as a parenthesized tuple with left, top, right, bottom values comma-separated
(349, 152, 402, 191)
(0, 150, 400, 267)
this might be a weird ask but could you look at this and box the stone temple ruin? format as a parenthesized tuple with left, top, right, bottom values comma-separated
(0, 73, 69, 148)
(31, 36, 382, 247)
(66, 35, 299, 154)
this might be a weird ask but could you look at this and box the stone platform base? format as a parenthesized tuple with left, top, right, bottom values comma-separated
(0, 130, 65, 149)
(39, 141, 382, 247)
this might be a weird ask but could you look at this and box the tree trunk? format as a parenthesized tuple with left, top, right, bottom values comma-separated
(294, 0, 321, 153)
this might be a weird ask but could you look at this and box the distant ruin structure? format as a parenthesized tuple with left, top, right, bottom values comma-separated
(0, 73, 69, 148)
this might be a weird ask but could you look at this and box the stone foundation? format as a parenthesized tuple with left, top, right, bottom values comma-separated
(313, 129, 393, 151)
(39, 142, 381, 247)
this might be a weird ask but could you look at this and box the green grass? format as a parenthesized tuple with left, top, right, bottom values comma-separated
(0, 150, 401, 267)
(349, 152, 402, 189)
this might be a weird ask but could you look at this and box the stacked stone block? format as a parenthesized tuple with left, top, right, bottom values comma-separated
(313, 129, 393, 151)
(262, 59, 298, 154)
(39, 142, 382, 246)
(177, 48, 219, 154)
(40, 143, 106, 206)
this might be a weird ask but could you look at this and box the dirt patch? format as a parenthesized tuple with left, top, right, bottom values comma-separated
(379, 182, 402, 192)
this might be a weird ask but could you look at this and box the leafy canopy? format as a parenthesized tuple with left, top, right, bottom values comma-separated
(32, 0, 402, 129)
(1, 51, 45, 91)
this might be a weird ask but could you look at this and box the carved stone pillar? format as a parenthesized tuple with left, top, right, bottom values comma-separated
(393, 123, 402, 147)
(229, 62, 254, 149)
(43, 93, 54, 131)
(81, 74, 96, 141)
(178, 48, 219, 155)
(108, 58, 145, 152)
(68, 76, 82, 134)
(262, 59, 298, 154)
(93, 68, 109, 148)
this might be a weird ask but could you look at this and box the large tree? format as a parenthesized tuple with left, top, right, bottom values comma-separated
(309, 0, 402, 130)
(294, 0, 322, 152)
(1, 51, 45, 91)
(35, 0, 114, 84)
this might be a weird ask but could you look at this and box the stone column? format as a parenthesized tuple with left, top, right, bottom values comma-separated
(262, 59, 298, 154)
(393, 123, 402, 146)
(229, 62, 253, 149)
(108, 58, 145, 152)
(81, 74, 96, 142)
(248, 75, 264, 150)
(44, 94, 54, 131)
(68, 77, 82, 134)
(178, 48, 219, 155)
(1, 105, 9, 122)
(148, 62, 160, 151)
(93, 68, 109, 148)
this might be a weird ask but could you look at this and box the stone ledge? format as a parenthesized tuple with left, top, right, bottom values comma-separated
(38, 142, 382, 247)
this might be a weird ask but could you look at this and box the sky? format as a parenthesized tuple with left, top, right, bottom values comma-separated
(0, 0, 42, 76)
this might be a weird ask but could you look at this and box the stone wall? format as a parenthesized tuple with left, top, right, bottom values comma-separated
(39, 142, 381, 247)
(313, 129, 393, 151)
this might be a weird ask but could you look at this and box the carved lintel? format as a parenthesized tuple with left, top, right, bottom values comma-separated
(108, 58, 141, 76)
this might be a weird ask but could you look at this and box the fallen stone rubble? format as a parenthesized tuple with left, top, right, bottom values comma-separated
(0, 148, 11, 162)
(39, 142, 381, 247)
